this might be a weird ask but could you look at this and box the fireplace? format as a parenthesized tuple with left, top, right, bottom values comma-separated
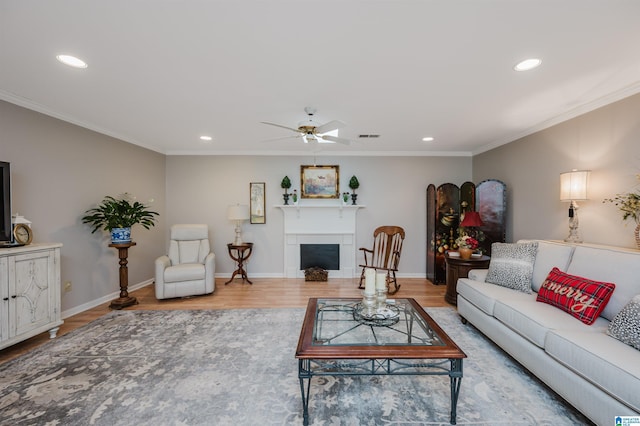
(300, 244, 340, 270)
(277, 204, 364, 278)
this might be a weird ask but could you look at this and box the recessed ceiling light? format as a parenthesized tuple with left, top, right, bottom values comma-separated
(199, 135, 212, 141)
(514, 58, 542, 72)
(56, 54, 88, 69)
(422, 136, 435, 142)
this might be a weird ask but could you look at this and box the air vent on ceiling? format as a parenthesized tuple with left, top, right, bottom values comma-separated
(358, 134, 380, 138)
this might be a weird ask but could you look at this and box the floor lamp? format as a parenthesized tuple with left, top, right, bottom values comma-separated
(560, 170, 589, 243)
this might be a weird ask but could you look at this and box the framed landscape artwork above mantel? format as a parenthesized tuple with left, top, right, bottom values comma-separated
(301, 165, 339, 199)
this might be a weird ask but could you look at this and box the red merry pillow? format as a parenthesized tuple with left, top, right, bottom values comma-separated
(536, 267, 616, 325)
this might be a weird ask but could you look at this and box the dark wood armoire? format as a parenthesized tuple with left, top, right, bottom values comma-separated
(426, 179, 506, 284)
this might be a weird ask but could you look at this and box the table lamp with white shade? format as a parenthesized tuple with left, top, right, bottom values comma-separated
(560, 169, 590, 243)
(227, 204, 250, 245)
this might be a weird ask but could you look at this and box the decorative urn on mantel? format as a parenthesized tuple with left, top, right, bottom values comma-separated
(81, 193, 159, 243)
(349, 175, 360, 205)
(281, 176, 292, 205)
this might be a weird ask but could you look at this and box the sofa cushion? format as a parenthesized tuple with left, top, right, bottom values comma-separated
(607, 294, 640, 350)
(457, 278, 532, 316)
(536, 267, 616, 325)
(164, 263, 205, 283)
(492, 298, 609, 348)
(567, 245, 640, 321)
(545, 329, 640, 413)
(467, 269, 488, 282)
(520, 240, 575, 292)
(485, 242, 538, 293)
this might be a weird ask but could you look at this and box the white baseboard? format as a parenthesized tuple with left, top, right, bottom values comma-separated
(61, 279, 154, 319)
(62, 272, 426, 319)
(214, 272, 426, 279)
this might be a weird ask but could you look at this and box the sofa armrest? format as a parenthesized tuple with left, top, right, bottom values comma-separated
(468, 269, 489, 282)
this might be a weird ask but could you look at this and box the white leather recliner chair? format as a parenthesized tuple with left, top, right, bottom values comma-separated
(155, 224, 215, 299)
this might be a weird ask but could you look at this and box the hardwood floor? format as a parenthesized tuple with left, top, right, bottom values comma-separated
(0, 277, 448, 364)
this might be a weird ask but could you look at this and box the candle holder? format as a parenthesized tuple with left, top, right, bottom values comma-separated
(376, 289, 387, 309)
(362, 291, 376, 316)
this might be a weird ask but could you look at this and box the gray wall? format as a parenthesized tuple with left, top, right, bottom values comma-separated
(473, 92, 640, 248)
(0, 100, 167, 314)
(165, 155, 473, 277)
(6, 90, 640, 316)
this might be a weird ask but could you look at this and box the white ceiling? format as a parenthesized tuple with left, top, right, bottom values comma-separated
(2, 0, 640, 156)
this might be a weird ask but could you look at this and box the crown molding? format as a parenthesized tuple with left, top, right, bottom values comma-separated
(473, 81, 640, 156)
(0, 90, 165, 154)
(164, 149, 472, 157)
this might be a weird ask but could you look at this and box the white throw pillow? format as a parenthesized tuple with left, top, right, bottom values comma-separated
(485, 242, 538, 294)
(607, 294, 640, 351)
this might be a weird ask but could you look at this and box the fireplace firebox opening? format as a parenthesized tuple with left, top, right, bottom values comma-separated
(300, 244, 340, 271)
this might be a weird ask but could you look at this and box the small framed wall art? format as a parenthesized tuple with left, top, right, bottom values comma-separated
(250, 182, 266, 224)
(301, 165, 339, 199)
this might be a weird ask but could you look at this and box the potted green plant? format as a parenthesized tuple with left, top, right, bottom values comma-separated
(604, 174, 640, 249)
(281, 176, 292, 205)
(82, 193, 159, 243)
(349, 175, 360, 205)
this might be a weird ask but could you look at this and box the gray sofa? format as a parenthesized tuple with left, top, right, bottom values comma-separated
(456, 240, 640, 426)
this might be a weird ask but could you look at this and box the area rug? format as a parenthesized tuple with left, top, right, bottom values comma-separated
(0, 307, 592, 425)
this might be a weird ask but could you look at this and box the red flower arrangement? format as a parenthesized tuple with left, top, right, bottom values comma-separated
(455, 235, 479, 250)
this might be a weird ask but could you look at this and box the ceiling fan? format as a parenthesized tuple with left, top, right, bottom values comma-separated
(261, 107, 353, 145)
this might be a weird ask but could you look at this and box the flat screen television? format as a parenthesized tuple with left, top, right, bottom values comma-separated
(0, 161, 12, 244)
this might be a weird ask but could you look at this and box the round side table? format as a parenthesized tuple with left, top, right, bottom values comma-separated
(225, 242, 254, 284)
(444, 253, 490, 305)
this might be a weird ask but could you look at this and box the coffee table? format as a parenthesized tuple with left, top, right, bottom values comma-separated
(295, 298, 466, 425)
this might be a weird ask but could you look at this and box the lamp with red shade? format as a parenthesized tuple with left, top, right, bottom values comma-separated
(460, 211, 484, 228)
(459, 211, 484, 246)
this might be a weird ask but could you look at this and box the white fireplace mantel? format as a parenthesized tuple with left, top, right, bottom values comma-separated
(276, 204, 365, 278)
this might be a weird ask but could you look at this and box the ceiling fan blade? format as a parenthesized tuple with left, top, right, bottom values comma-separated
(261, 135, 302, 143)
(315, 120, 345, 134)
(260, 121, 302, 133)
(319, 135, 351, 145)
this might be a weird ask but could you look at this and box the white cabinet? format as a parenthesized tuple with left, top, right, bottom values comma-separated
(0, 243, 63, 350)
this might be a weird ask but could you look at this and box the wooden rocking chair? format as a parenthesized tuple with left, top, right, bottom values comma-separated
(358, 226, 405, 294)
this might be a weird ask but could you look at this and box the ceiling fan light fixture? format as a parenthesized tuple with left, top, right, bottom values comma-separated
(261, 108, 352, 145)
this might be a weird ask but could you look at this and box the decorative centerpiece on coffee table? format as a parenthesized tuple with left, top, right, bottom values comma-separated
(355, 268, 399, 325)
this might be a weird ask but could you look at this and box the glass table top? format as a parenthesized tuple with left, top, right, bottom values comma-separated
(312, 298, 445, 347)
